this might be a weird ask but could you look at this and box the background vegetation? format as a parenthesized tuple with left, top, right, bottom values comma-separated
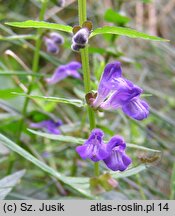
(0, 0, 174, 199)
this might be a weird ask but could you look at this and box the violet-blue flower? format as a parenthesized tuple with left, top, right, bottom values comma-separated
(49, 32, 64, 45)
(44, 37, 59, 54)
(76, 128, 110, 162)
(100, 83, 149, 120)
(122, 97, 149, 120)
(92, 61, 149, 120)
(44, 32, 64, 54)
(100, 84, 142, 110)
(30, 119, 63, 135)
(103, 135, 132, 171)
(93, 61, 124, 107)
(46, 61, 81, 84)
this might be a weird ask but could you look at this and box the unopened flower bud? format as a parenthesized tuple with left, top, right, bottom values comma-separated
(49, 32, 64, 45)
(44, 37, 59, 54)
(72, 28, 90, 45)
(71, 43, 85, 52)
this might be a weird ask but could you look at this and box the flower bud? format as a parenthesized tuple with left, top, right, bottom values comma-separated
(71, 43, 85, 52)
(44, 37, 59, 54)
(72, 28, 90, 45)
(49, 32, 64, 45)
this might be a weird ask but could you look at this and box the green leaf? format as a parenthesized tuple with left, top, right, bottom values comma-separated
(90, 26, 168, 41)
(12, 92, 84, 107)
(0, 170, 26, 200)
(28, 129, 160, 153)
(111, 164, 147, 179)
(28, 129, 85, 144)
(104, 9, 130, 25)
(0, 70, 44, 77)
(0, 88, 23, 99)
(0, 34, 36, 41)
(0, 133, 93, 199)
(5, 20, 72, 33)
(127, 143, 160, 153)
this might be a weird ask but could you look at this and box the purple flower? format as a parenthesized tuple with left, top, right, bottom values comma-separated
(44, 33, 64, 54)
(44, 37, 59, 54)
(101, 84, 142, 110)
(93, 62, 124, 107)
(30, 119, 63, 135)
(49, 32, 64, 45)
(122, 97, 149, 120)
(92, 61, 149, 120)
(46, 61, 81, 84)
(76, 128, 110, 162)
(103, 135, 132, 171)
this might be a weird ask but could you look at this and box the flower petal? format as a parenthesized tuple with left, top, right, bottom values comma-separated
(103, 135, 132, 171)
(76, 145, 92, 160)
(46, 62, 81, 84)
(106, 135, 126, 152)
(67, 61, 82, 70)
(49, 32, 64, 45)
(93, 62, 123, 107)
(122, 98, 149, 120)
(44, 37, 59, 54)
(104, 150, 131, 171)
(98, 61, 122, 90)
(45, 66, 68, 84)
(76, 128, 109, 162)
(47, 128, 61, 135)
(101, 84, 142, 110)
(30, 119, 62, 135)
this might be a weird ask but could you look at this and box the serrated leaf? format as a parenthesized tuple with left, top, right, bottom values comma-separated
(90, 26, 168, 41)
(0, 170, 26, 200)
(5, 20, 72, 33)
(0, 133, 93, 199)
(12, 92, 84, 107)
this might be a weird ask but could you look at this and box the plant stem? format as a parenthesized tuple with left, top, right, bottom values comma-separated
(81, 48, 96, 130)
(78, 0, 99, 176)
(16, 1, 48, 142)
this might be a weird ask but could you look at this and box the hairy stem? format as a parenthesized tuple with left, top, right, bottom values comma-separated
(78, 0, 99, 176)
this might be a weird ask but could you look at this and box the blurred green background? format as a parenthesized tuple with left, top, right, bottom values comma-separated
(0, 0, 174, 200)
